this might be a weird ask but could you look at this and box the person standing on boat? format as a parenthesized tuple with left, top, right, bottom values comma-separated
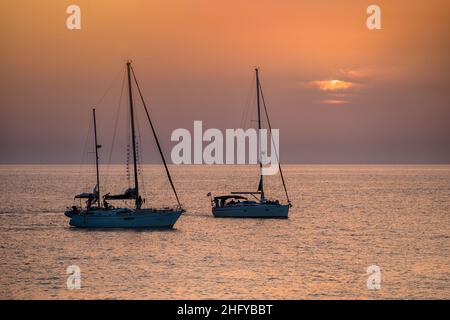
(137, 196, 143, 209)
(86, 194, 94, 210)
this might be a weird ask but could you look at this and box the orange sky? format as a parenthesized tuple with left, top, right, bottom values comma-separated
(1, 0, 449, 163)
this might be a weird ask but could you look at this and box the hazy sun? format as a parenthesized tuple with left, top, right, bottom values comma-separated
(312, 80, 354, 91)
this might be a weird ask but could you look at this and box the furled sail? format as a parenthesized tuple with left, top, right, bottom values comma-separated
(104, 188, 137, 200)
(74, 185, 98, 200)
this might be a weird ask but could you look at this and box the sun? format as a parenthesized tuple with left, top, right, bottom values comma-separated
(312, 80, 355, 91)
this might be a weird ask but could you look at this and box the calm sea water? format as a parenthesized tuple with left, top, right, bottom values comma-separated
(0, 164, 449, 299)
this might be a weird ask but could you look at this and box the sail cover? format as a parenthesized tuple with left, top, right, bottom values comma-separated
(104, 188, 137, 200)
(74, 192, 97, 199)
(74, 185, 98, 199)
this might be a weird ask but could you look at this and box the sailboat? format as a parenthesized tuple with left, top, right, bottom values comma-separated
(65, 61, 184, 228)
(208, 68, 291, 218)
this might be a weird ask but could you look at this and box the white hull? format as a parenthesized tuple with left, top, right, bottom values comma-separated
(212, 203, 289, 218)
(67, 208, 182, 228)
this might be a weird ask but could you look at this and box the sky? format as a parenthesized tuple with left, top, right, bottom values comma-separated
(1, 0, 449, 164)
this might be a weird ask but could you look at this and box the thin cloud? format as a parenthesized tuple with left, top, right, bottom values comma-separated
(337, 68, 373, 80)
(321, 99, 349, 105)
(310, 80, 356, 91)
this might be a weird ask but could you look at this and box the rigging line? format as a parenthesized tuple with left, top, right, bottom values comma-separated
(125, 89, 132, 189)
(133, 89, 145, 194)
(236, 73, 257, 187)
(232, 73, 255, 185)
(79, 115, 91, 170)
(258, 81, 291, 205)
(104, 69, 126, 188)
(243, 73, 262, 183)
(240, 72, 256, 129)
(77, 115, 94, 196)
(94, 66, 125, 107)
(85, 118, 95, 188)
(130, 65, 183, 210)
(248, 75, 257, 128)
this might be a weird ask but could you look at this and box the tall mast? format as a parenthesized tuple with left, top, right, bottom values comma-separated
(255, 68, 264, 200)
(92, 108, 101, 207)
(126, 61, 139, 208)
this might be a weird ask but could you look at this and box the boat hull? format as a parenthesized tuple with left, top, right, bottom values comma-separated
(212, 203, 289, 219)
(68, 208, 182, 228)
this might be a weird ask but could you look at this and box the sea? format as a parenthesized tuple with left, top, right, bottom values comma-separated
(0, 164, 449, 299)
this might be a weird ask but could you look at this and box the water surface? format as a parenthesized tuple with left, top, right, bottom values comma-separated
(0, 165, 449, 299)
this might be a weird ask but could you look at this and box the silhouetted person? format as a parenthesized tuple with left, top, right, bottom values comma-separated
(137, 196, 143, 209)
(86, 194, 93, 210)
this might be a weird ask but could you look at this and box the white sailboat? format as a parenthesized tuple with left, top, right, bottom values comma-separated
(208, 68, 291, 218)
(65, 61, 184, 228)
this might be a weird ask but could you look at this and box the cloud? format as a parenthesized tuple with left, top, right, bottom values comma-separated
(310, 80, 356, 91)
(321, 99, 349, 105)
(337, 68, 373, 80)
(337, 67, 408, 84)
(305, 68, 385, 106)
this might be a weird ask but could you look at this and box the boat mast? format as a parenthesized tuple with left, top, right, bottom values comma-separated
(92, 108, 101, 207)
(255, 68, 264, 200)
(126, 61, 139, 208)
